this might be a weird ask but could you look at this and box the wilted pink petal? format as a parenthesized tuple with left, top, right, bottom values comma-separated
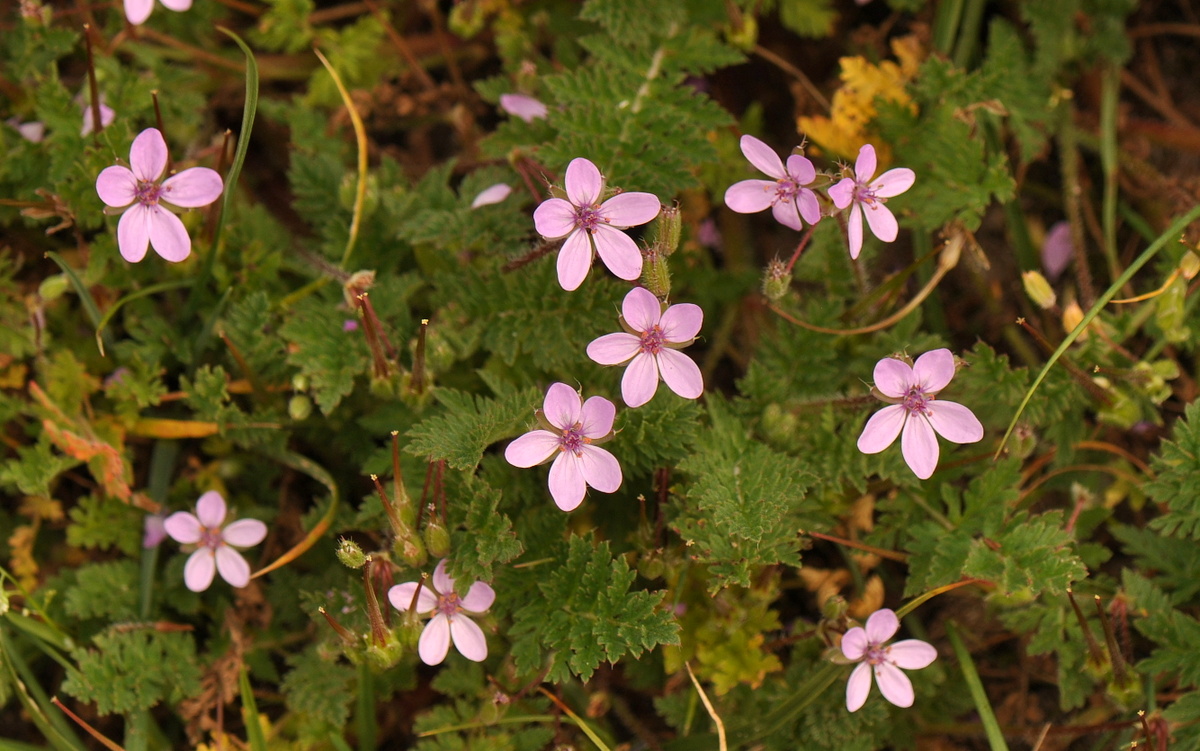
(499, 93, 548, 123)
(81, 102, 115, 136)
(842, 609, 935, 712)
(470, 183, 512, 209)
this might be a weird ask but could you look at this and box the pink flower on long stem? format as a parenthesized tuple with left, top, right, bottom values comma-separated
(723, 135, 821, 231)
(842, 608, 937, 712)
(856, 349, 984, 479)
(388, 559, 495, 665)
(96, 128, 223, 263)
(124, 0, 192, 25)
(163, 491, 267, 592)
(504, 382, 621, 511)
(586, 286, 703, 408)
(827, 143, 914, 259)
(533, 158, 661, 291)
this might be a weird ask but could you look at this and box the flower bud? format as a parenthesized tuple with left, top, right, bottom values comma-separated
(1181, 250, 1200, 280)
(762, 259, 792, 302)
(291, 373, 309, 391)
(1022, 271, 1057, 310)
(822, 594, 849, 621)
(392, 527, 428, 567)
(1061, 301, 1085, 338)
(1009, 423, 1037, 460)
(646, 205, 681, 257)
(423, 518, 451, 558)
(38, 274, 69, 301)
(364, 631, 404, 670)
(336, 538, 367, 569)
(288, 394, 313, 421)
(1155, 276, 1188, 343)
(640, 247, 671, 299)
(725, 13, 758, 52)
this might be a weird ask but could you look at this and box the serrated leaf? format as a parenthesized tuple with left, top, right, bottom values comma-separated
(407, 387, 540, 471)
(62, 630, 202, 715)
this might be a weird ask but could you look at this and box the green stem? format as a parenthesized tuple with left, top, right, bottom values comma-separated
(1099, 64, 1121, 283)
(946, 621, 1009, 751)
(355, 662, 377, 749)
(932, 0, 964, 56)
(951, 0, 987, 69)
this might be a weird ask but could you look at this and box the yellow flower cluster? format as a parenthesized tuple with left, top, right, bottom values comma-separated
(798, 35, 924, 163)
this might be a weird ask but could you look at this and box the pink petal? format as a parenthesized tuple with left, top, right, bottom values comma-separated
(450, 615, 488, 661)
(864, 609, 900, 643)
(591, 225, 643, 280)
(130, 128, 168, 183)
(622, 286, 662, 332)
(388, 582, 437, 613)
(578, 445, 621, 493)
(548, 453, 587, 511)
(739, 135, 785, 179)
(872, 167, 915, 198)
(556, 230, 593, 291)
(874, 662, 915, 708)
(888, 639, 938, 670)
(785, 154, 816, 184)
(1042, 221, 1073, 281)
(847, 203, 864, 259)
(460, 581, 495, 612)
(796, 189, 822, 226)
(873, 357, 914, 398)
(543, 382, 582, 430)
(827, 177, 855, 210)
(96, 166, 138, 208)
(161, 168, 223, 208)
(117, 205, 152, 263)
(499, 93, 548, 123)
(855, 144, 878, 183)
(587, 332, 642, 366)
(504, 430, 560, 468)
(433, 558, 454, 593)
(863, 203, 899, 243)
(927, 401, 984, 444)
(771, 199, 804, 231)
(470, 183, 512, 209)
(147, 207, 193, 263)
(418, 614, 452, 665)
(81, 103, 115, 136)
(846, 661, 873, 712)
(621, 352, 660, 408)
(124, 0, 154, 24)
(912, 349, 955, 393)
(15, 121, 45, 142)
(580, 395, 616, 438)
(901, 416, 940, 479)
(222, 519, 267, 547)
(659, 303, 702, 342)
(215, 546, 251, 587)
(534, 198, 579, 239)
(841, 627, 868, 661)
(657, 349, 703, 399)
(183, 549, 216, 592)
(857, 405, 906, 454)
(601, 192, 660, 228)
(723, 180, 776, 214)
(158, 0, 193, 12)
(163, 511, 201, 544)
(195, 490, 227, 527)
(564, 158, 603, 207)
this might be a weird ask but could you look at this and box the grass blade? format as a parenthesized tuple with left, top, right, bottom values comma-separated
(946, 620, 1009, 751)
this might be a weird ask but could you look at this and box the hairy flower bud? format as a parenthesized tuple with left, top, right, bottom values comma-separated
(423, 518, 451, 558)
(762, 259, 792, 302)
(336, 538, 367, 569)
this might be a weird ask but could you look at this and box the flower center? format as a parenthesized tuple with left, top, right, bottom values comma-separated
(864, 643, 888, 665)
(199, 526, 223, 550)
(435, 591, 463, 617)
(638, 325, 666, 355)
(853, 181, 882, 209)
(557, 423, 590, 457)
(135, 180, 163, 206)
(775, 177, 800, 204)
(574, 204, 605, 234)
(902, 386, 933, 415)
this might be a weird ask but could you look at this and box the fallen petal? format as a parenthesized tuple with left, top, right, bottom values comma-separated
(470, 183, 512, 209)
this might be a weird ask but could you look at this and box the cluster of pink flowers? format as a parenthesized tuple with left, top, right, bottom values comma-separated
(724, 136, 915, 259)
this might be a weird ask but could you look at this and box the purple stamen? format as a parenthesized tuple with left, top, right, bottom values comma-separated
(638, 325, 665, 355)
(435, 591, 463, 617)
(558, 423, 588, 456)
(574, 205, 604, 234)
(135, 180, 162, 206)
(199, 526, 222, 550)
(902, 386, 932, 415)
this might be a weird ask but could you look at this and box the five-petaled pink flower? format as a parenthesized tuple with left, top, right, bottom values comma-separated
(388, 559, 495, 665)
(533, 158, 660, 291)
(587, 286, 704, 408)
(96, 127, 223, 263)
(827, 143, 914, 259)
(857, 349, 984, 479)
(842, 608, 937, 712)
(163, 491, 267, 592)
(723, 135, 821, 231)
(124, 0, 192, 25)
(504, 382, 622, 511)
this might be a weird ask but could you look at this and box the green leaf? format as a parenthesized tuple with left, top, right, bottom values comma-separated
(280, 298, 369, 415)
(1145, 401, 1200, 540)
(406, 387, 540, 471)
(281, 648, 356, 732)
(61, 630, 202, 715)
(63, 561, 140, 622)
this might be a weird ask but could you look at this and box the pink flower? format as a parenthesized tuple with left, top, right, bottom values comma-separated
(856, 349, 984, 479)
(163, 491, 267, 592)
(470, 183, 512, 208)
(842, 608, 937, 712)
(142, 513, 167, 549)
(533, 158, 661, 291)
(1041, 220, 1073, 281)
(499, 93, 548, 123)
(723, 135, 821, 231)
(827, 143, 915, 259)
(124, 0, 192, 25)
(81, 101, 115, 136)
(8, 118, 45, 143)
(504, 382, 622, 511)
(388, 559, 495, 665)
(586, 286, 704, 408)
(95, 128, 223, 263)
